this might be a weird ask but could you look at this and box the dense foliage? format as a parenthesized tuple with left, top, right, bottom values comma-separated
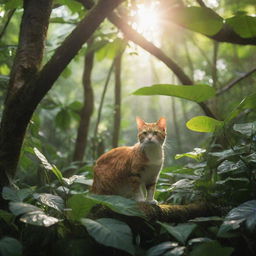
(0, 0, 256, 255)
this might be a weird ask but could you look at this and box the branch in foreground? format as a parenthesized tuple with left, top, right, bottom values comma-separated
(89, 202, 223, 222)
(217, 67, 256, 96)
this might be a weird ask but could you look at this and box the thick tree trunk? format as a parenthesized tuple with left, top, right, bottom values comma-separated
(0, 0, 124, 191)
(0, 0, 53, 190)
(73, 38, 95, 162)
(112, 53, 122, 148)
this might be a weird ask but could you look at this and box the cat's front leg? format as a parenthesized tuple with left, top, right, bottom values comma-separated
(145, 183, 158, 204)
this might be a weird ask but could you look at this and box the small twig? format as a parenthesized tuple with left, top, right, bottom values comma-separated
(196, 0, 207, 7)
(217, 67, 256, 96)
(0, 9, 16, 40)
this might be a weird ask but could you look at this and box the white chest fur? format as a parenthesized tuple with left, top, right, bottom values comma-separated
(144, 143, 163, 165)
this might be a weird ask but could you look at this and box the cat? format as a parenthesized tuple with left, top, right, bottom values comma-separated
(91, 117, 166, 204)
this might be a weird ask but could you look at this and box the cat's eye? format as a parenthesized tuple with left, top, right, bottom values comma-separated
(143, 131, 147, 135)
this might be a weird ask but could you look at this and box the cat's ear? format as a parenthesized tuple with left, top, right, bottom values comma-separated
(157, 117, 166, 131)
(136, 116, 145, 130)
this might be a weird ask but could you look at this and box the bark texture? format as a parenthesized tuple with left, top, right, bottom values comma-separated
(0, 0, 124, 190)
(112, 53, 122, 148)
(73, 38, 95, 162)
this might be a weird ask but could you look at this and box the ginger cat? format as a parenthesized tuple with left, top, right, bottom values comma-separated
(91, 117, 166, 204)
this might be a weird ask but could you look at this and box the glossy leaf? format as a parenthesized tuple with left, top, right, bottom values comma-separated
(175, 148, 206, 161)
(157, 222, 197, 244)
(226, 15, 256, 38)
(0, 237, 22, 256)
(33, 193, 64, 212)
(2, 187, 32, 202)
(9, 202, 40, 216)
(190, 240, 233, 256)
(186, 116, 224, 133)
(233, 122, 256, 137)
(20, 211, 59, 227)
(146, 242, 178, 256)
(225, 200, 256, 232)
(133, 84, 215, 103)
(34, 147, 63, 181)
(81, 218, 135, 255)
(171, 7, 223, 36)
(86, 194, 145, 218)
(67, 194, 97, 220)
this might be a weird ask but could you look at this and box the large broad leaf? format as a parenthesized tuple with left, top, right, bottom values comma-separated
(55, 108, 72, 131)
(217, 160, 247, 175)
(9, 202, 41, 216)
(33, 193, 64, 212)
(34, 147, 63, 182)
(233, 122, 256, 137)
(67, 194, 97, 221)
(2, 187, 32, 202)
(63, 175, 93, 186)
(81, 218, 135, 255)
(217, 219, 244, 238)
(132, 84, 215, 103)
(186, 116, 224, 133)
(190, 240, 233, 256)
(171, 7, 223, 36)
(86, 194, 145, 218)
(0, 237, 22, 256)
(226, 15, 256, 38)
(146, 242, 178, 256)
(9, 202, 59, 227)
(175, 148, 206, 161)
(224, 200, 256, 232)
(157, 222, 197, 245)
(20, 211, 59, 227)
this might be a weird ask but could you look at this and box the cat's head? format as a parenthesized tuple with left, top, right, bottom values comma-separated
(136, 117, 166, 147)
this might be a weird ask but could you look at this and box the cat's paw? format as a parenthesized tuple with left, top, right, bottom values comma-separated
(147, 199, 158, 205)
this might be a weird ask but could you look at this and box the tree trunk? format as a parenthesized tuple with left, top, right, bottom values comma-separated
(73, 38, 95, 162)
(0, 0, 124, 192)
(112, 53, 123, 148)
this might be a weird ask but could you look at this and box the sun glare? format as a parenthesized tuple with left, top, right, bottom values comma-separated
(132, 3, 160, 42)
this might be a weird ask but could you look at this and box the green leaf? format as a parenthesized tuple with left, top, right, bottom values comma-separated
(133, 84, 215, 103)
(217, 160, 247, 175)
(68, 101, 83, 111)
(226, 15, 256, 38)
(217, 219, 244, 238)
(33, 147, 63, 182)
(81, 218, 135, 255)
(175, 148, 206, 161)
(157, 222, 197, 245)
(186, 116, 224, 133)
(86, 194, 145, 218)
(166, 246, 186, 256)
(63, 175, 93, 186)
(67, 194, 97, 221)
(146, 242, 178, 256)
(233, 122, 256, 137)
(2, 187, 32, 202)
(55, 108, 72, 131)
(189, 240, 233, 256)
(33, 193, 64, 212)
(226, 93, 256, 122)
(0, 210, 13, 223)
(225, 200, 256, 232)
(171, 7, 223, 36)
(189, 216, 223, 223)
(0, 237, 22, 256)
(5, 0, 22, 9)
(9, 202, 41, 216)
(20, 211, 59, 227)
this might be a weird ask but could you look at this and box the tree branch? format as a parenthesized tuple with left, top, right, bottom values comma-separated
(217, 67, 256, 96)
(0, 9, 16, 40)
(7, 0, 52, 100)
(89, 202, 222, 222)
